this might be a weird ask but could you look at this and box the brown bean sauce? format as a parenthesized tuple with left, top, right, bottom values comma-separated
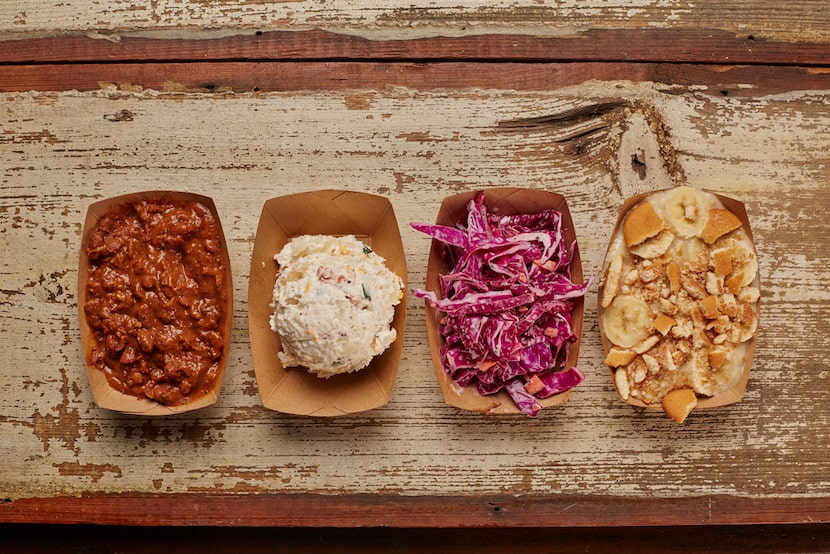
(84, 199, 228, 406)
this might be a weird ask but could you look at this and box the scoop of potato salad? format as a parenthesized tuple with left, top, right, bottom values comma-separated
(270, 235, 403, 377)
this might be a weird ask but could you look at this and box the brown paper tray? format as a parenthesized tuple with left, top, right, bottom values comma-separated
(248, 189, 408, 416)
(421, 188, 586, 415)
(597, 187, 760, 409)
(77, 190, 233, 415)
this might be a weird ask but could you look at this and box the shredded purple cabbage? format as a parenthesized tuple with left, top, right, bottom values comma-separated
(413, 191, 593, 416)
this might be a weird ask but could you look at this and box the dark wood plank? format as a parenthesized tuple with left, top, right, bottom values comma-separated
(3, 523, 830, 553)
(1, 61, 828, 94)
(1, 29, 829, 65)
(2, 493, 830, 527)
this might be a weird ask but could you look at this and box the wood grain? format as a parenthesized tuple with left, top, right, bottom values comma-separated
(1, 62, 828, 95)
(1, 73, 829, 526)
(2, 493, 830, 527)
(2, 28, 829, 65)
(1, 1, 829, 46)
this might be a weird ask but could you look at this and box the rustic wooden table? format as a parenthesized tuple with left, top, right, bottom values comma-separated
(1, 1, 829, 550)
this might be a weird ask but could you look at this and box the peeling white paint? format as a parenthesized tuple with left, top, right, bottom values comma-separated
(0, 1, 828, 42)
(1, 84, 828, 500)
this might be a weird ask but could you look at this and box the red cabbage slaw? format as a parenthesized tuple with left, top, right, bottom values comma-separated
(412, 191, 593, 416)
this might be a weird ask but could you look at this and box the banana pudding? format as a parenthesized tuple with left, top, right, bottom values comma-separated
(598, 187, 759, 422)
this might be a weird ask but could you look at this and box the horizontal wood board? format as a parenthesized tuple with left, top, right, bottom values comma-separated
(1, 70, 829, 526)
(1, 0, 829, 46)
(2, 62, 830, 97)
(4, 523, 830, 552)
(1, 29, 829, 66)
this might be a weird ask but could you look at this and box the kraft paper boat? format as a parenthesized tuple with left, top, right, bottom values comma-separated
(248, 190, 408, 416)
(421, 188, 586, 415)
(597, 187, 759, 412)
(78, 190, 233, 415)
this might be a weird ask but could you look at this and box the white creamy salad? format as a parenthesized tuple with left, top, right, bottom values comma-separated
(270, 234, 403, 378)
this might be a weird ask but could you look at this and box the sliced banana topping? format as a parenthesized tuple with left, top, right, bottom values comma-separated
(602, 295, 653, 349)
(600, 253, 624, 309)
(664, 186, 711, 238)
(684, 347, 743, 397)
(716, 237, 759, 291)
(599, 186, 760, 421)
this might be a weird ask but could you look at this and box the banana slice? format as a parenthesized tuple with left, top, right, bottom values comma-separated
(600, 253, 623, 308)
(685, 347, 743, 397)
(727, 259, 758, 293)
(664, 186, 711, 238)
(602, 295, 653, 348)
(717, 237, 759, 290)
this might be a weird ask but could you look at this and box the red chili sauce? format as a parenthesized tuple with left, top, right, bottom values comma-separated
(84, 199, 228, 406)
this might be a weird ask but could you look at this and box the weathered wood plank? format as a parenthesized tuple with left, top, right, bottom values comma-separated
(3, 493, 830, 527)
(1, 62, 828, 95)
(1, 75, 829, 526)
(1, 29, 829, 65)
(1, 1, 828, 46)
